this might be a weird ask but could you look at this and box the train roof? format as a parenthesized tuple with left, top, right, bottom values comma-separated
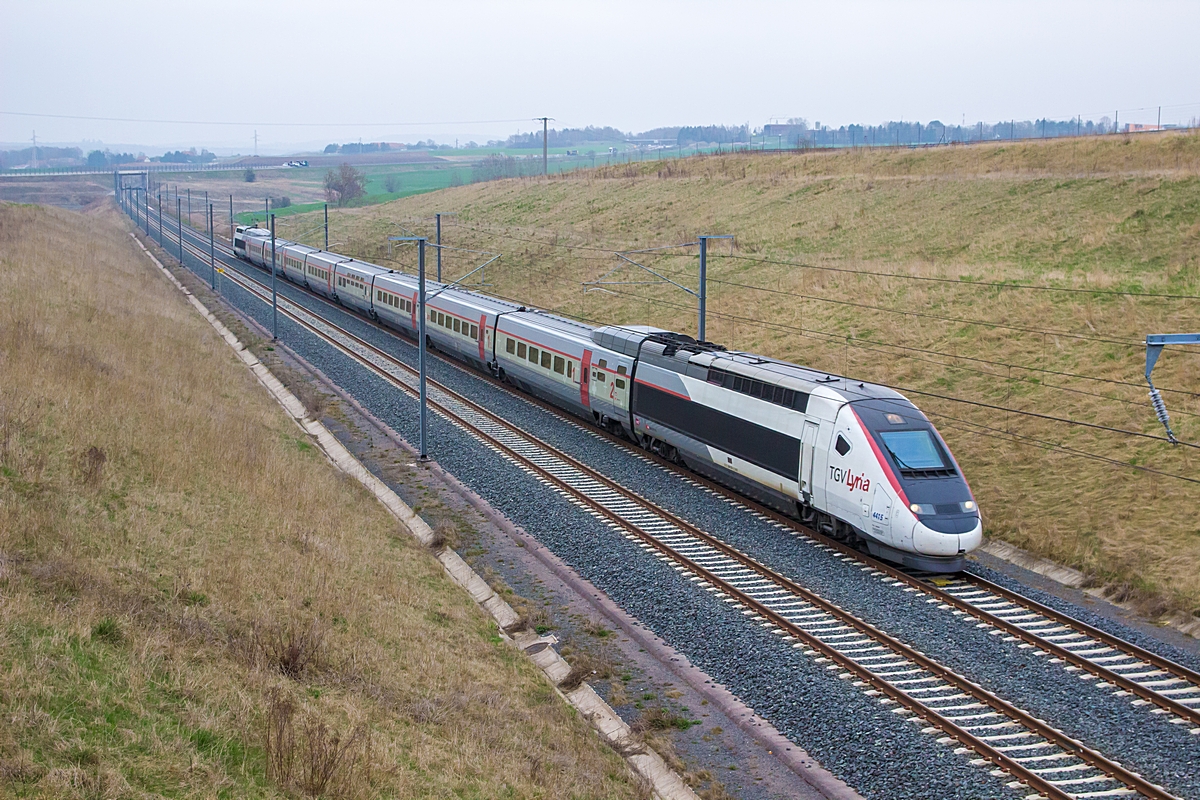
(594, 324, 907, 405)
(254, 239, 906, 404)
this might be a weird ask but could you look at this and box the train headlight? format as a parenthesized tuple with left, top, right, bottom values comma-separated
(960, 501, 977, 513)
(909, 503, 935, 515)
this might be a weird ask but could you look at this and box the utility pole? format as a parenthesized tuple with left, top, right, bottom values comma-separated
(30, 131, 36, 169)
(157, 194, 163, 246)
(1158, 106, 1162, 131)
(696, 235, 733, 342)
(436, 212, 443, 281)
(534, 117, 553, 175)
(418, 238, 428, 460)
(177, 198, 183, 265)
(324, 203, 328, 250)
(254, 130, 258, 157)
(209, 205, 215, 290)
(204, 191, 208, 233)
(229, 195, 234, 244)
(270, 213, 278, 341)
(187, 188, 191, 227)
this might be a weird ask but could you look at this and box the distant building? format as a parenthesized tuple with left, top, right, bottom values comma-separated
(762, 124, 812, 145)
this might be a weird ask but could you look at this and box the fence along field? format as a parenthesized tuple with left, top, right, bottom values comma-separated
(0, 202, 641, 798)
(272, 130, 1200, 622)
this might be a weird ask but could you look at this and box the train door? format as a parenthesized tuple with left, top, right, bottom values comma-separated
(580, 350, 592, 407)
(870, 485, 893, 544)
(607, 366, 629, 409)
(799, 420, 820, 501)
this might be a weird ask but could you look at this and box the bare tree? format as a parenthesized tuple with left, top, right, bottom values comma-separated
(323, 163, 367, 206)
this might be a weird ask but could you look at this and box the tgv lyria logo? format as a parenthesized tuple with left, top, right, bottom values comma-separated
(829, 466, 871, 493)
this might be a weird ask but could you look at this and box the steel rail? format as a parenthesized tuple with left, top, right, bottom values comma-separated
(149, 222, 1178, 800)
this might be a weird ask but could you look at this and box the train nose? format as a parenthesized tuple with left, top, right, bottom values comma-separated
(912, 517, 983, 557)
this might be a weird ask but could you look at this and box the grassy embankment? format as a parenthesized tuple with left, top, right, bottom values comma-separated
(274, 132, 1200, 620)
(0, 203, 640, 798)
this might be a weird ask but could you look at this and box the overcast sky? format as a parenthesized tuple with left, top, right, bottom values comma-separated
(3, 0, 1198, 152)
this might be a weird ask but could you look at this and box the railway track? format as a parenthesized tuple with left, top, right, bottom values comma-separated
(165, 212, 1200, 737)
(143, 213, 1185, 799)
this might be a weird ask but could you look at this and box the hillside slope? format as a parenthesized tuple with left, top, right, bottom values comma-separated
(0, 203, 640, 798)
(275, 132, 1200, 619)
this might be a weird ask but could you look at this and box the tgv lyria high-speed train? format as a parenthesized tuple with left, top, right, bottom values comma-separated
(235, 226, 981, 571)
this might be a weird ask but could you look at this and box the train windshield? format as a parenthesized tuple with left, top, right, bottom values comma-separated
(879, 430, 945, 470)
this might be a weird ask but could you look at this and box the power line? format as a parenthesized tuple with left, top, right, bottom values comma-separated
(926, 412, 1200, 487)
(452, 249, 1199, 400)
(594, 285, 1198, 448)
(704, 276, 1148, 348)
(0, 109, 533, 128)
(416, 222, 1193, 349)
(719, 253, 1200, 301)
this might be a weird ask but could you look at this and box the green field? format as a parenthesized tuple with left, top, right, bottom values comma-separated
(272, 131, 1200, 622)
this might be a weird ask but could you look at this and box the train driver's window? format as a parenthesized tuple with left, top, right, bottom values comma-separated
(835, 435, 851, 456)
(506, 338, 516, 354)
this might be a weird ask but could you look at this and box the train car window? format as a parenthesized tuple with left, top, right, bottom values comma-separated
(437, 312, 445, 326)
(567, 362, 574, 379)
(616, 379, 626, 389)
(528, 347, 539, 363)
(517, 342, 526, 358)
(553, 356, 565, 374)
(429, 309, 435, 321)
(377, 290, 383, 301)
(506, 338, 516, 354)
(598, 359, 608, 368)
(595, 372, 606, 383)
(783, 389, 795, 408)
(773, 386, 785, 404)
(470, 324, 478, 340)
(453, 318, 461, 333)
(732, 376, 743, 392)
(792, 392, 810, 413)
(541, 351, 552, 369)
(707, 368, 726, 385)
(617, 365, 627, 375)
(835, 435, 851, 456)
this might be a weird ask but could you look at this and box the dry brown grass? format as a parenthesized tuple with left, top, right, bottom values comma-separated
(270, 131, 1200, 619)
(0, 202, 639, 798)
